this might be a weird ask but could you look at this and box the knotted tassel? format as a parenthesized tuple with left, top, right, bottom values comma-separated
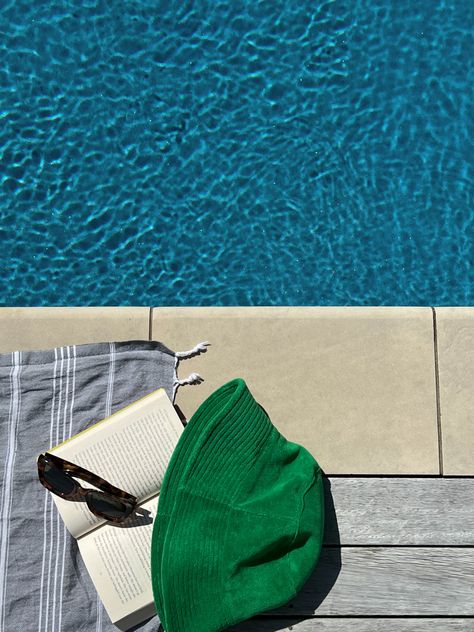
(172, 372, 204, 402)
(175, 341, 210, 360)
(172, 341, 210, 403)
(175, 372, 204, 387)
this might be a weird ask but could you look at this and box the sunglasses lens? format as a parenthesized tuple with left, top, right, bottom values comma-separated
(43, 461, 76, 495)
(87, 490, 132, 519)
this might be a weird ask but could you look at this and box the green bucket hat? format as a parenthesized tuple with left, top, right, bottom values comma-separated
(150, 378, 324, 632)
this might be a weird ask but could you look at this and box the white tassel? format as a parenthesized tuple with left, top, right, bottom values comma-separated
(172, 341, 210, 403)
(174, 372, 204, 387)
(172, 372, 204, 402)
(175, 341, 210, 360)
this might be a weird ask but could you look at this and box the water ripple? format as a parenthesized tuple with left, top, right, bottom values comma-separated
(0, 0, 472, 305)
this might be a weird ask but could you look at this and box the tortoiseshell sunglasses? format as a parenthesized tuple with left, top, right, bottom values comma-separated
(37, 452, 138, 523)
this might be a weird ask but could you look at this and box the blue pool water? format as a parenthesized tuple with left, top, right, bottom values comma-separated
(0, 0, 472, 306)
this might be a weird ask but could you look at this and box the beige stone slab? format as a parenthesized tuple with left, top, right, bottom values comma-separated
(0, 307, 151, 353)
(152, 307, 439, 475)
(435, 307, 474, 475)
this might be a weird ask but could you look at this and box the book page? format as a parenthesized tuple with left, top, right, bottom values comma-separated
(49, 388, 183, 538)
(78, 495, 159, 630)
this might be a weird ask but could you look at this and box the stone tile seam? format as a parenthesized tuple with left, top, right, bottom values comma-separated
(148, 307, 154, 341)
(431, 307, 444, 477)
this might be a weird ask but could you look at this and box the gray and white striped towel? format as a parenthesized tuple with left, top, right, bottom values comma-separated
(0, 339, 207, 632)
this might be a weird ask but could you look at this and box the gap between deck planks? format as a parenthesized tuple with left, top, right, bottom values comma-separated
(230, 618, 472, 632)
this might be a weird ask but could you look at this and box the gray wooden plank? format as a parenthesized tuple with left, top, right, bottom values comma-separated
(324, 477, 474, 545)
(230, 618, 472, 631)
(278, 548, 474, 615)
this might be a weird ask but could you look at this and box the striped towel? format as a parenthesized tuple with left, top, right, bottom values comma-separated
(0, 339, 207, 632)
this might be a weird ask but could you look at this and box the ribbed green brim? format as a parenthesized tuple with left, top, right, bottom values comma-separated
(150, 378, 274, 631)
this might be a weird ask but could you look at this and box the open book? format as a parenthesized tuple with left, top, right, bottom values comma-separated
(46, 388, 184, 630)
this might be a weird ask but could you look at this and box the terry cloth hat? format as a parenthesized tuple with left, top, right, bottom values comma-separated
(151, 378, 324, 632)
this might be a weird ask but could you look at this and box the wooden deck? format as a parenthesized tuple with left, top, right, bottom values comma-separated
(230, 477, 474, 630)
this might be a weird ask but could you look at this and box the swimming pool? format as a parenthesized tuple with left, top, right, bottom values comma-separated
(0, 1, 472, 306)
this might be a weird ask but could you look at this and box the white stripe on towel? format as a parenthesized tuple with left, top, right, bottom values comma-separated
(38, 347, 58, 632)
(44, 347, 64, 631)
(51, 347, 69, 630)
(0, 351, 22, 631)
(105, 341, 116, 419)
(58, 345, 76, 632)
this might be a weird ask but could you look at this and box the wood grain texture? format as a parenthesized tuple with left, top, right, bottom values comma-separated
(280, 548, 474, 615)
(324, 477, 474, 545)
(230, 618, 473, 631)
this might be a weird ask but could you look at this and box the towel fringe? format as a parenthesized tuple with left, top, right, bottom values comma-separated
(172, 372, 204, 402)
(175, 372, 204, 387)
(175, 341, 210, 360)
(172, 341, 210, 403)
